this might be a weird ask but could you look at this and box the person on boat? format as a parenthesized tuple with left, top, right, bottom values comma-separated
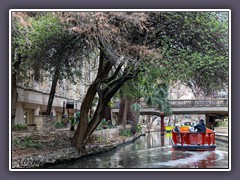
(188, 126, 195, 132)
(173, 125, 180, 132)
(194, 119, 206, 132)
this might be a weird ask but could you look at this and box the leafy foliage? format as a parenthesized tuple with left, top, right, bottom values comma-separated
(131, 102, 141, 113)
(96, 118, 116, 131)
(12, 136, 42, 149)
(55, 122, 65, 129)
(119, 128, 132, 137)
(144, 83, 172, 115)
(147, 12, 229, 95)
(12, 123, 27, 131)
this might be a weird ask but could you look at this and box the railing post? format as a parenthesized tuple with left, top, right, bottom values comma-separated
(201, 133, 205, 145)
(223, 99, 227, 106)
(181, 133, 183, 146)
(187, 133, 190, 145)
(172, 130, 177, 144)
(213, 132, 215, 145)
(208, 133, 211, 145)
(191, 100, 195, 107)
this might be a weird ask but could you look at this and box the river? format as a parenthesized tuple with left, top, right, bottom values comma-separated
(47, 131, 229, 169)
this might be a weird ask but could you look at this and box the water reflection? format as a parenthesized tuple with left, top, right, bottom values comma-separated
(47, 131, 228, 169)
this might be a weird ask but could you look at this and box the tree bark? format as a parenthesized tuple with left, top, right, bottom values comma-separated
(122, 97, 129, 129)
(11, 54, 22, 124)
(103, 105, 111, 122)
(45, 66, 61, 115)
(127, 98, 134, 123)
(11, 74, 18, 124)
(71, 46, 138, 151)
(160, 113, 165, 135)
(71, 82, 97, 150)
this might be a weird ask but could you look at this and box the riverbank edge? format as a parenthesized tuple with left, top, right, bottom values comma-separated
(11, 133, 145, 169)
(215, 133, 228, 143)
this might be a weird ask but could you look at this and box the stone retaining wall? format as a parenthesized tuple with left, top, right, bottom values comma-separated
(11, 134, 142, 169)
(214, 127, 228, 135)
(215, 133, 228, 142)
(11, 127, 141, 169)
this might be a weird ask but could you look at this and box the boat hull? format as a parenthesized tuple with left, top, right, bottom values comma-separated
(171, 128, 216, 151)
(171, 140, 216, 151)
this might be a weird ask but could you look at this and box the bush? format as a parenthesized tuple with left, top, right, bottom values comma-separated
(217, 119, 228, 127)
(12, 123, 27, 131)
(96, 119, 116, 131)
(136, 124, 142, 133)
(13, 136, 43, 149)
(55, 122, 64, 129)
(23, 136, 42, 149)
(119, 128, 132, 137)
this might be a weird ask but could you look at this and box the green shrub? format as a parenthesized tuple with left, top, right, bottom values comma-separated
(96, 119, 116, 131)
(12, 123, 27, 131)
(22, 136, 42, 149)
(217, 120, 228, 127)
(12, 136, 42, 149)
(55, 122, 64, 129)
(136, 124, 142, 133)
(12, 137, 21, 145)
(119, 128, 132, 137)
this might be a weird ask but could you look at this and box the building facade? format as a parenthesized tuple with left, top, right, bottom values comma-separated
(13, 59, 97, 125)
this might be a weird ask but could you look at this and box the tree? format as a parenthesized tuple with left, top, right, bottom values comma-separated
(66, 12, 161, 151)
(11, 12, 33, 122)
(67, 11, 229, 151)
(148, 12, 229, 96)
(26, 12, 87, 115)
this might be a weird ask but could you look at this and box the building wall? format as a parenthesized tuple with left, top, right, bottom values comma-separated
(13, 57, 99, 125)
(14, 87, 82, 125)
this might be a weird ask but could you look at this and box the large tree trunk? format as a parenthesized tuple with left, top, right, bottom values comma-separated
(117, 97, 133, 129)
(71, 82, 97, 150)
(122, 97, 129, 129)
(103, 105, 111, 122)
(127, 98, 134, 123)
(45, 66, 61, 115)
(11, 54, 22, 124)
(160, 113, 165, 135)
(71, 47, 138, 152)
(11, 74, 18, 124)
(129, 98, 140, 135)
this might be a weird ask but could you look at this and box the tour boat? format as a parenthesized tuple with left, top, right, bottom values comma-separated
(171, 127, 216, 151)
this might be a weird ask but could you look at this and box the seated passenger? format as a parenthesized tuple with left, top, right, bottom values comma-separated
(173, 125, 180, 132)
(194, 119, 206, 132)
(188, 126, 195, 132)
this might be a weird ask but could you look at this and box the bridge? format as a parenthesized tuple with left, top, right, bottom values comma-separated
(111, 98, 228, 133)
(111, 98, 228, 116)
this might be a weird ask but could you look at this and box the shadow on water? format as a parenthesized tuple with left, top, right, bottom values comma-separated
(47, 131, 229, 169)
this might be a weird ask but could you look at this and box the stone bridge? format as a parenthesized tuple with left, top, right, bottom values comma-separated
(111, 98, 228, 134)
(111, 98, 228, 116)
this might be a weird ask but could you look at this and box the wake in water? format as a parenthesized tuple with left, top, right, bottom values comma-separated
(149, 151, 225, 168)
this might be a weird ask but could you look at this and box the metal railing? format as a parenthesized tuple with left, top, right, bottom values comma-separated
(172, 128, 216, 146)
(112, 98, 228, 109)
(169, 99, 228, 108)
